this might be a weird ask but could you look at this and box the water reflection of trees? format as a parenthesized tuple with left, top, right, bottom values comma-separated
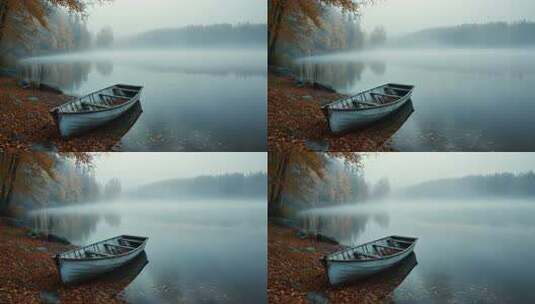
(30, 208, 120, 244)
(299, 212, 389, 244)
(19, 61, 93, 92)
(95, 61, 114, 76)
(19, 60, 114, 92)
(293, 59, 386, 91)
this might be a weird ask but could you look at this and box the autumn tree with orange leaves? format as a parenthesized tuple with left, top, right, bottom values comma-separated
(0, 0, 111, 49)
(0, 152, 93, 216)
(268, 0, 367, 61)
(268, 151, 362, 216)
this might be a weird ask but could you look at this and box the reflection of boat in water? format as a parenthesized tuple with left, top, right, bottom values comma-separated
(322, 235, 417, 286)
(362, 252, 418, 292)
(55, 235, 149, 284)
(101, 250, 149, 286)
(106, 100, 144, 149)
(50, 84, 143, 137)
(372, 98, 414, 133)
(359, 99, 415, 145)
(321, 83, 415, 133)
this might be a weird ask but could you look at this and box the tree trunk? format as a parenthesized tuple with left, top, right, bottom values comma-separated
(0, 2, 8, 47)
(268, 0, 287, 63)
(268, 152, 290, 217)
(0, 153, 20, 215)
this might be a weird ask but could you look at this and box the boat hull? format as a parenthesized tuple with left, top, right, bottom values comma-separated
(57, 242, 146, 284)
(327, 94, 411, 134)
(325, 243, 415, 285)
(53, 95, 140, 138)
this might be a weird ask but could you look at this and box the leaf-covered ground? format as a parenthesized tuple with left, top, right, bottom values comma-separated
(0, 76, 128, 152)
(268, 73, 395, 152)
(0, 219, 131, 303)
(268, 222, 419, 304)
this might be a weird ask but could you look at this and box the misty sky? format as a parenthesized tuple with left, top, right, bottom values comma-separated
(86, 0, 266, 36)
(363, 153, 535, 189)
(360, 0, 535, 35)
(92, 153, 266, 189)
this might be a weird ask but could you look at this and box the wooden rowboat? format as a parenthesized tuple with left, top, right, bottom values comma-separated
(50, 84, 143, 138)
(54, 235, 148, 284)
(321, 83, 414, 133)
(321, 235, 417, 285)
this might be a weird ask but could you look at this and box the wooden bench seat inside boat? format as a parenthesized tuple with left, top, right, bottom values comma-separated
(120, 238, 144, 244)
(84, 250, 111, 257)
(99, 94, 128, 101)
(370, 92, 398, 104)
(105, 243, 136, 250)
(390, 239, 413, 246)
(373, 244, 404, 256)
(354, 101, 378, 107)
(353, 252, 381, 259)
(81, 101, 110, 110)
(373, 244, 404, 251)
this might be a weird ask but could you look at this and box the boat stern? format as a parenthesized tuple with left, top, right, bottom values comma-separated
(320, 105, 330, 119)
(53, 254, 66, 284)
(49, 108, 60, 125)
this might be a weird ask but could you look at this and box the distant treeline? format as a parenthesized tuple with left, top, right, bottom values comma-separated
(122, 23, 267, 48)
(131, 172, 267, 200)
(397, 21, 535, 47)
(403, 172, 535, 199)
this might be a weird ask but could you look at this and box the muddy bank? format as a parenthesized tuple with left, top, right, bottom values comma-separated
(268, 222, 417, 304)
(0, 76, 132, 152)
(268, 69, 402, 152)
(0, 218, 131, 304)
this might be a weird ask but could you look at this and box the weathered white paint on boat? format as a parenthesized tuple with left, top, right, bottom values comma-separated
(50, 84, 143, 138)
(55, 235, 148, 284)
(322, 235, 417, 286)
(322, 83, 415, 134)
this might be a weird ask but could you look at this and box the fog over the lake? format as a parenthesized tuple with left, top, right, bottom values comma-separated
(361, 0, 535, 34)
(86, 0, 267, 36)
(92, 153, 267, 188)
(363, 153, 535, 189)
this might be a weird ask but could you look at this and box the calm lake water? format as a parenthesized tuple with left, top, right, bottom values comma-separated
(29, 199, 266, 304)
(298, 199, 535, 304)
(293, 48, 535, 151)
(20, 49, 266, 151)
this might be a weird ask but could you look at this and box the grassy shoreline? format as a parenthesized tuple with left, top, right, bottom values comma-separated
(268, 70, 396, 151)
(0, 76, 128, 152)
(0, 218, 130, 304)
(268, 222, 417, 303)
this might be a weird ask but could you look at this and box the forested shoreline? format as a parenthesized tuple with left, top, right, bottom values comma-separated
(402, 171, 535, 199)
(0, 153, 123, 217)
(268, 152, 391, 217)
(396, 21, 535, 48)
(1, 3, 266, 69)
(0, 1, 117, 67)
(268, 1, 384, 64)
(122, 23, 267, 48)
(131, 172, 267, 199)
